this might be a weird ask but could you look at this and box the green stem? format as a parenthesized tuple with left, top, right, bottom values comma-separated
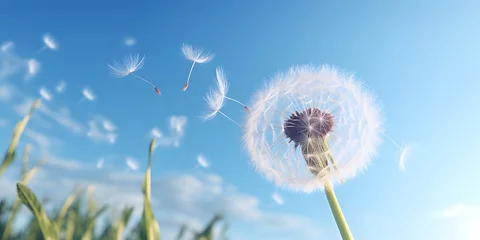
(324, 181, 354, 240)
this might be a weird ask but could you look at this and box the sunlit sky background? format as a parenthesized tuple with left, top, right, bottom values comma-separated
(1, 1, 480, 239)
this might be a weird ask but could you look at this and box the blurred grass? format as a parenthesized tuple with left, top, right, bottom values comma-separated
(0, 100, 230, 240)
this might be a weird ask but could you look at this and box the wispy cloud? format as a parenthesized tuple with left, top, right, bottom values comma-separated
(152, 115, 188, 148)
(86, 115, 118, 144)
(124, 36, 137, 47)
(434, 204, 480, 219)
(272, 192, 284, 205)
(196, 154, 210, 168)
(0, 45, 31, 80)
(0, 84, 14, 102)
(96, 158, 104, 169)
(1, 41, 14, 52)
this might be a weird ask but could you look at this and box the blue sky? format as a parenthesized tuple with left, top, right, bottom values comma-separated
(1, 0, 480, 239)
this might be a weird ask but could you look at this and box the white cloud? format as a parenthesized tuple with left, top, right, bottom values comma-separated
(125, 157, 139, 171)
(56, 80, 66, 93)
(153, 115, 188, 148)
(39, 87, 52, 101)
(435, 204, 480, 219)
(0, 84, 14, 102)
(272, 192, 284, 205)
(197, 154, 210, 168)
(124, 36, 136, 47)
(1, 41, 14, 52)
(0, 167, 322, 240)
(87, 117, 118, 144)
(96, 158, 104, 169)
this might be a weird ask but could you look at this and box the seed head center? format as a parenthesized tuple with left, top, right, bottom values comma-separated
(283, 108, 334, 147)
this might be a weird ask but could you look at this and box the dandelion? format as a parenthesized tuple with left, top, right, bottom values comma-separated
(181, 43, 215, 91)
(56, 81, 66, 93)
(39, 87, 52, 101)
(202, 67, 249, 126)
(38, 33, 59, 53)
(244, 65, 384, 240)
(108, 54, 160, 95)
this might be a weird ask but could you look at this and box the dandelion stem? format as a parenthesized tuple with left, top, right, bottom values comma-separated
(224, 96, 247, 108)
(186, 61, 196, 85)
(130, 73, 157, 89)
(36, 45, 47, 54)
(324, 180, 354, 240)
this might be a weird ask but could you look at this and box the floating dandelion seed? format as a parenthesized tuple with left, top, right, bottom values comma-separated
(244, 65, 384, 240)
(39, 87, 52, 101)
(80, 87, 96, 103)
(56, 81, 66, 93)
(38, 33, 59, 53)
(150, 128, 162, 138)
(196, 154, 210, 169)
(181, 43, 215, 91)
(124, 36, 136, 46)
(398, 142, 414, 172)
(108, 54, 160, 95)
(126, 157, 139, 171)
(96, 158, 104, 169)
(272, 192, 284, 205)
(25, 59, 40, 79)
(202, 67, 249, 126)
(102, 120, 116, 132)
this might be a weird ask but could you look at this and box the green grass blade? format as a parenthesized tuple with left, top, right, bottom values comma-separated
(21, 144, 31, 179)
(175, 224, 188, 240)
(0, 99, 41, 179)
(140, 138, 160, 240)
(116, 206, 134, 240)
(65, 210, 76, 240)
(2, 155, 46, 240)
(16, 182, 57, 240)
(195, 213, 223, 240)
(56, 186, 80, 228)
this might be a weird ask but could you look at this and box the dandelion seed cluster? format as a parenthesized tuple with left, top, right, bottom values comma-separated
(244, 65, 383, 192)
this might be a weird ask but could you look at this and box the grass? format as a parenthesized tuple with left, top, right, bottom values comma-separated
(0, 99, 229, 240)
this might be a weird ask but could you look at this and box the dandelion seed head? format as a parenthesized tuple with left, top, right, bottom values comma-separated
(399, 142, 415, 172)
(181, 43, 215, 63)
(124, 36, 136, 46)
(82, 87, 96, 101)
(243, 65, 383, 192)
(43, 33, 58, 50)
(272, 192, 284, 205)
(108, 54, 145, 78)
(96, 158, 104, 169)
